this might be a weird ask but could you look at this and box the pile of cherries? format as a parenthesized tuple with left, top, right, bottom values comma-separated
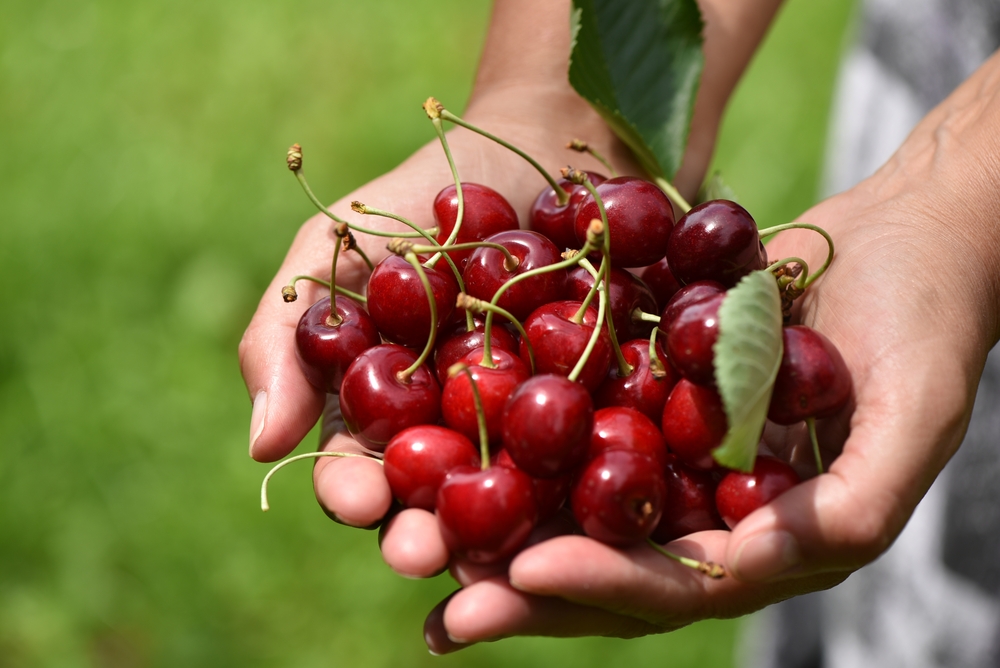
(273, 118, 851, 573)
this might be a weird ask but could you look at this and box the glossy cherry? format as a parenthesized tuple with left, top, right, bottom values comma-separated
(587, 406, 668, 470)
(650, 455, 725, 543)
(520, 300, 612, 393)
(661, 379, 728, 470)
(594, 338, 677, 422)
(502, 374, 594, 478)
(433, 317, 519, 386)
(528, 171, 606, 252)
(666, 199, 767, 288)
(571, 450, 666, 546)
(383, 425, 480, 511)
(715, 456, 800, 529)
(433, 183, 519, 270)
(574, 176, 674, 268)
(768, 325, 852, 425)
(496, 449, 571, 522)
(665, 292, 725, 386)
(338, 344, 441, 452)
(658, 280, 726, 335)
(640, 258, 683, 310)
(366, 255, 458, 349)
(295, 296, 380, 393)
(566, 266, 658, 341)
(442, 347, 530, 446)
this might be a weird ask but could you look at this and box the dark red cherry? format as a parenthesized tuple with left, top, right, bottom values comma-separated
(528, 172, 606, 251)
(661, 379, 728, 470)
(339, 344, 441, 452)
(666, 199, 767, 288)
(463, 230, 568, 321)
(496, 449, 571, 522)
(433, 183, 519, 270)
(436, 465, 538, 564)
(520, 300, 612, 393)
(594, 338, 677, 422)
(442, 347, 530, 447)
(571, 450, 666, 546)
(366, 255, 458, 349)
(665, 292, 725, 386)
(587, 406, 668, 470)
(295, 296, 380, 393)
(383, 425, 480, 511)
(433, 317, 519, 385)
(768, 326, 852, 425)
(658, 280, 726, 335)
(715, 456, 800, 529)
(566, 266, 658, 340)
(574, 176, 674, 268)
(650, 455, 725, 543)
(502, 374, 594, 478)
(639, 258, 683, 310)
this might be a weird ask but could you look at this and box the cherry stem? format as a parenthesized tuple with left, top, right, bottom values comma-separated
(568, 269, 608, 383)
(769, 256, 811, 291)
(450, 364, 490, 468)
(646, 539, 726, 579)
(572, 258, 601, 323)
(807, 417, 824, 476)
(261, 451, 381, 512)
(351, 202, 439, 245)
(579, 258, 632, 377)
(409, 241, 519, 272)
(398, 251, 439, 381)
(342, 233, 375, 272)
(283, 275, 366, 304)
(567, 138, 618, 177)
(436, 105, 569, 206)
(427, 113, 465, 269)
(759, 222, 835, 287)
(647, 326, 668, 379)
(457, 293, 536, 375)
(653, 176, 692, 214)
(635, 310, 660, 323)
(325, 224, 349, 325)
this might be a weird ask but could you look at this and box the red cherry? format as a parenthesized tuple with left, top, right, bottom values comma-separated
(383, 425, 480, 511)
(528, 172, 606, 251)
(639, 258, 683, 310)
(715, 456, 800, 529)
(441, 347, 530, 447)
(571, 450, 666, 546)
(520, 300, 612, 393)
(768, 326, 852, 425)
(339, 344, 441, 452)
(594, 338, 677, 422)
(502, 374, 594, 478)
(433, 317, 519, 386)
(587, 406, 668, 469)
(658, 280, 726, 335)
(433, 183, 519, 270)
(566, 266, 658, 341)
(650, 455, 725, 543)
(436, 465, 538, 564)
(463, 230, 568, 321)
(666, 199, 767, 288)
(366, 255, 458, 349)
(665, 292, 725, 386)
(295, 296, 380, 393)
(574, 176, 674, 268)
(496, 449, 571, 522)
(661, 379, 728, 470)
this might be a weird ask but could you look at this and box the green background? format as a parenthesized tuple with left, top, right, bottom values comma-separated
(0, 0, 855, 665)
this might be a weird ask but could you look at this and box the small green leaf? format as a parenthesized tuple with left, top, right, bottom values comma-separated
(712, 270, 783, 472)
(697, 171, 738, 204)
(568, 0, 704, 180)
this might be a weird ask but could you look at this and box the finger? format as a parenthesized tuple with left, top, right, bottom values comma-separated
(424, 576, 665, 655)
(312, 430, 393, 528)
(378, 507, 450, 578)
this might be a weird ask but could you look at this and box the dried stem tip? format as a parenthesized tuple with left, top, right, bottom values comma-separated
(281, 285, 298, 302)
(286, 144, 303, 171)
(561, 166, 588, 185)
(585, 218, 605, 246)
(334, 222, 349, 238)
(561, 249, 580, 260)
(341, 231, 357, 252)
(387, 238, 415, 256)
(350, 201, 367, 214)
(567, 138, 589, 152)
(455, 292, 485, 313)
(422, 97, 444, 119)
(699, 562, 726, 579)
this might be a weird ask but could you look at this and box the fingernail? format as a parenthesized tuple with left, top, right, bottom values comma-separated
(249, 390, 267, 458)
(732, 530, 801, 582)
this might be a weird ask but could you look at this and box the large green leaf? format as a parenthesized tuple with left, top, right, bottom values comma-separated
(712, 270, 784, 472)
(568, 0, 704, 180)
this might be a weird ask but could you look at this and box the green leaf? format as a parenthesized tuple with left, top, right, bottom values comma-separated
(712, 270, 784, 472)
(568, 0, 704, 180)
(697, 171, 739, 204)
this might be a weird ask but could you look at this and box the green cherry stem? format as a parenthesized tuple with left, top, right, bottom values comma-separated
(261, 451, 381, 512)
(579, 257, 632, 377)
(351, 202, 439, 244)
(423, 101, 465, 263)
(647, 326, 668, 379)
(646, 539, 726, 579)
(568, 272, 607, 383)
(759, 222, 835, 287)
(326, 224, 347, 325)
(407, 241, 519, 272)
(807, 417, 824, 476)
(397, 250, 440, 382)
(341, 231, 375, 272)
(456, 293, 535, 375)
(449, 363, 491, 468)
(567, 139, 618, 177)
(282, 276, 367, 304)
(769, 256, 811, 291)
(635, 310, 661, 324)
(653, 176, 692, 214)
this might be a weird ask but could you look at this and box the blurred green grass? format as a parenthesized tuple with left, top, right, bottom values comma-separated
(0, 0, 853, 665)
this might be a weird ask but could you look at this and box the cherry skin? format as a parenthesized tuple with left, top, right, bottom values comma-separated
(574, 176, 674, 268)
(520, 300, 612, 393)
(295, 296, 380, 393)
(566, 266, 658, 341)
(383, 425, 480, 511)
(650, 455, 725, 543)
(436, 464, 538, 564)
(496, 449, 571, 522)
(666, 199, 768, 288)
(339, 344, 442, 452)
(502, 374, 594, 478)
(587, 406, 668, 470)
(441, 347, 530, 447)
(433, 183, 519, 270)
(463, 230, 568, 321)
(366, 255, 458, 349)
(528, 171, 607, 252)
(715, 456, 800, 529)
(658, 280, 726, 335)
(661, 379, 728, 470)
(665, 291, 725, 386)
(571, 450, 666, 546)
(433, 317, 519, 386)
(594, 338, 677, 423)
(640, 257, 683, 311)
(768, 325, 852, 425)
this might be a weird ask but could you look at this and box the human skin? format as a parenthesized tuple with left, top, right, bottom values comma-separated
(240, 0, 1000, 654)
